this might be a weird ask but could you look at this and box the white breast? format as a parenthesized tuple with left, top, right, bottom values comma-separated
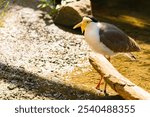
(84, 22, 115, 56)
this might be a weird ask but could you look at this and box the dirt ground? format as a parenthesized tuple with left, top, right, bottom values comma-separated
(0, 0, 149, 100)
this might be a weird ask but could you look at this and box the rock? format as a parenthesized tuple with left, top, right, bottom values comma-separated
(54, 0, 92, 27)
(7, 84, 17, 90)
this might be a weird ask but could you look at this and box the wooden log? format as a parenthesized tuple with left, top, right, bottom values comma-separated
(89, 52, 150, 100)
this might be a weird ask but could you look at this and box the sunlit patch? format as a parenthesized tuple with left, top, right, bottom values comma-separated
(0, 21, 3, 27)
(119, 15, 149, 28)
(0, 15, 4, 27)
(63, 65, 117, 95)
(104, 15, 150, 28)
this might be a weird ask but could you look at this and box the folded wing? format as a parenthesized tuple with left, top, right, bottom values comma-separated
(99, 23, 141, 52)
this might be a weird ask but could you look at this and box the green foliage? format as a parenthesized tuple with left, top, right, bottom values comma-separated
(37, 0, 56, 8)
(0, 0, 10, 27)
(37, 0, 58, 16)
(0, 0, 10, 15)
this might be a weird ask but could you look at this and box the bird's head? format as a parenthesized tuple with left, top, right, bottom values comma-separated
(73, 16, 98, 33)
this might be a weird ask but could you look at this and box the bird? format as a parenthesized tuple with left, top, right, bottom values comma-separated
(73, 16, 141, 94)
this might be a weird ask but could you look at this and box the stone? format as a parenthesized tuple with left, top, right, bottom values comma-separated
(54, 0, 92, 27)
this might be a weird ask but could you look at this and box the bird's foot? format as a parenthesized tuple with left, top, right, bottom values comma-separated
(104, 90, 109, 96)
(96, 89, 109, 96)
(95, 88, 109, 96)
(93, 87, 103, 95)
(96, 89, 104, 95)
(95, 86, 101, 90)
(95, 82, 104, 90)
(95, 85, 109, 96)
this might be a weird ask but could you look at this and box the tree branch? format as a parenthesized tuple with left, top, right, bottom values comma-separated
(89, 52, 150, 100)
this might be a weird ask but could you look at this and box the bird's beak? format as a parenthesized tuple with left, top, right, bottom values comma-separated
(73, 21, 85, 34)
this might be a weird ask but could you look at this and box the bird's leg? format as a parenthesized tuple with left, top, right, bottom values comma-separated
(95, 56, 110, 94)
(95, 76, 103, 90)
(103, 56, 111, 95)
(104, 82, 108, 95)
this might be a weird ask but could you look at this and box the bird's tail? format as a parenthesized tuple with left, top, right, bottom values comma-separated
(125, 53, 137, 60)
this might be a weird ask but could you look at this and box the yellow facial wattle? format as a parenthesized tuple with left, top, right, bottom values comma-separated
(73, 21, 87, 33)
(73, 17, 92, 33)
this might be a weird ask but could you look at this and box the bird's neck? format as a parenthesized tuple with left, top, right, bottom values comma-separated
(84, 22, 99, 36)
(85, 22, 99, 33)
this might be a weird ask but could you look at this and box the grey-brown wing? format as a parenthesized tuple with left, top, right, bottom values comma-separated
(99, 23, 140, 52)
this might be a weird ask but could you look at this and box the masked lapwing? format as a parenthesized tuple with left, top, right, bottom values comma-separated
(73, 16, 141, 94)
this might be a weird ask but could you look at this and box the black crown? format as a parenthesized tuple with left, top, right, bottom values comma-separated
(85, 16, 98, 22)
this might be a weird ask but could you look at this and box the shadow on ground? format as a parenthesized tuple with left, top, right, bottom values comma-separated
(91, 0, 150, 44)
(12, 0, 38, 10)
(0, 62, 123, 100)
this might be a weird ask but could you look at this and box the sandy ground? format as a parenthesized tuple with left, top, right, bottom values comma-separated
(0, 1, 149, 100)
